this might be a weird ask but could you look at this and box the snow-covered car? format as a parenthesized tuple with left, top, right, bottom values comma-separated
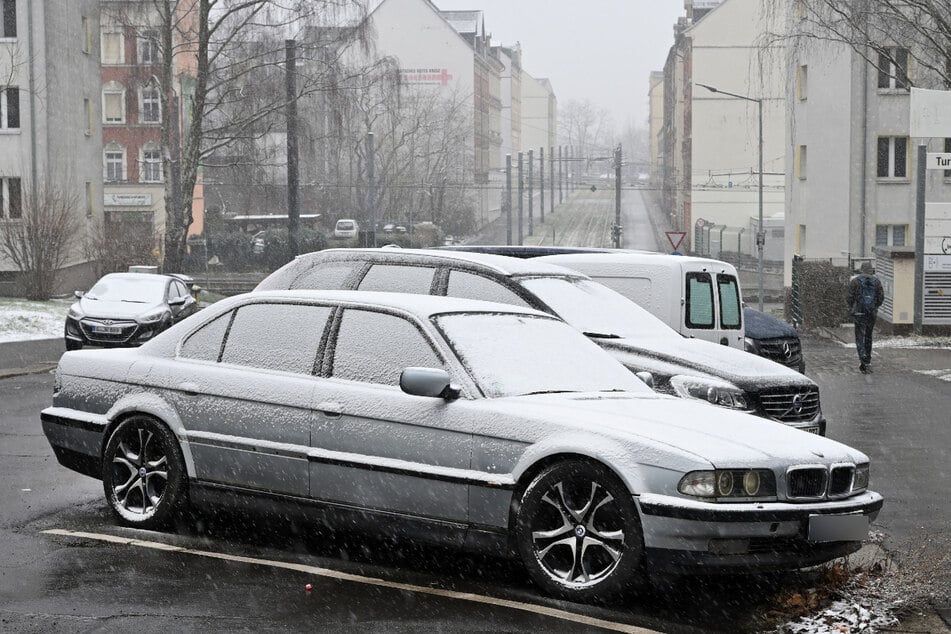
(64, 272, 199, 351)
(41, 290, 882, 602)
(744, 306, 806, 373)
(256, 249, 828, 434)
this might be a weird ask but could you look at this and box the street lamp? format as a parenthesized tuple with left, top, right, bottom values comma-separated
(696, 83, 765, 312)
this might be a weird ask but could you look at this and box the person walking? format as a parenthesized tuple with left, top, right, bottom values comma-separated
(847, 261, 884, 373)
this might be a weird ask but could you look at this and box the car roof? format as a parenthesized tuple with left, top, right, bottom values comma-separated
(236, 289, 554, 320)
(300, 247, 584, 277)
(100, 272, 175, 282)
(537, 251, 736, 269)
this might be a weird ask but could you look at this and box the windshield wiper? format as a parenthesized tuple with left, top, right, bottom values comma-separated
(121, 300, 148, 303)
(583, 332, 622, 339)
(521, 390, 577, 396)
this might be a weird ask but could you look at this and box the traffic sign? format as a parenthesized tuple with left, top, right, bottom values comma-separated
(665, 231, 687, 251)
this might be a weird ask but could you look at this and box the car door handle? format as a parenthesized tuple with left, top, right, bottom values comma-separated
(317, 402, 343, 418)
(178, 382, 200, 396)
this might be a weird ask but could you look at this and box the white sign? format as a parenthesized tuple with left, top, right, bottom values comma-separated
(924, 254, 951, 271)
(104, 193, 152, 207)
(926, 153, 951, 169)
(910, 88, 951, 138)
(925, 202, 951, 254)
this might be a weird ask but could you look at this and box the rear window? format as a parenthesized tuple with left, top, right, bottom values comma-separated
(717, 274, 742, 329)
(685, 273, 714, 329)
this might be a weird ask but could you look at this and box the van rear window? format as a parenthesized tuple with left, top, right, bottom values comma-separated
(717, 275, 742, 329)
(685, 273, 714, 328)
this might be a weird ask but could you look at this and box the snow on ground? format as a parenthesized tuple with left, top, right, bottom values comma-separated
(0, 298, 72, 343)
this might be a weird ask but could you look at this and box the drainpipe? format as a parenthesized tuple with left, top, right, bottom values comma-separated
(858, 40, 868, 256)
(27, 0, 38, 197)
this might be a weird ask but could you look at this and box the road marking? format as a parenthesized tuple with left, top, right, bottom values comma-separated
(43, 528, 656, 633)
(914, 368, 951, 382)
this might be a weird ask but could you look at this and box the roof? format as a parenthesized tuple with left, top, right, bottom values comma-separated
(312, 247, 585, 277)
(239, 289, 552, 319)
(439, 10, 482, 34)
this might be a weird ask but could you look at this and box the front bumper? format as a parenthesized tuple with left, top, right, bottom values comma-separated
(65, 316, 165, 348)
(636, 490, 883, 571)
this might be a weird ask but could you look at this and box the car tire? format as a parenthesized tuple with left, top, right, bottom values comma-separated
(514, 460, 644, 602)
(65, 339, 83, 351)
(102, 415, 187, 530)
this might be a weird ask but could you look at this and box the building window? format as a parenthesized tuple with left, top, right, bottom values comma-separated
(102, 82, 125, 123)
(104, 146, 126, 182)
(81, 16, 91, 53)
(83, 98, 92, 135)
(877, 47, 909, 90)
(101, 30, 124, 65)
(140, 146, 162, 182)
(138, 30, 159, 64)
(876, 136, 908, 178)
(1, 177, 22, 219)
(797, 65, 808, 100)
(796, 144, 807, 179)
(0, 86, 18, 129)
(85, 181, 93, 217)
(2, 0, 15, 38)
(796, 224, 807, 254)
(876, 224, 908, 247)
(140, 82, 161, 123)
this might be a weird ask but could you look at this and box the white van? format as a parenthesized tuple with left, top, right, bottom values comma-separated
(536, 252, 745, 349)
(333, 219, 358, 239)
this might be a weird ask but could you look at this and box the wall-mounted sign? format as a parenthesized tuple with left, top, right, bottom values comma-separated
(926, 153, 951, 169)
(399, 68, 454, 86)
(104, 193, 153, 207)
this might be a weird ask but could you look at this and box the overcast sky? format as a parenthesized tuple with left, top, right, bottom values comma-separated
(434, 0, 684, 130)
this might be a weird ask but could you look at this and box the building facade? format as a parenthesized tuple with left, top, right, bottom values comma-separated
(519, 71, 557, 155)
(648, 70, 664, 184)
(493, 43, 521, 166)
(0, 0, 103, 294)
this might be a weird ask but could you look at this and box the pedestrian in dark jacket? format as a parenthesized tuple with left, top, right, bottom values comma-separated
(847, 261, 884, 373)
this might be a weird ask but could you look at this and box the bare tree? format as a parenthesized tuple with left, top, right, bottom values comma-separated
(0, 179, 81, 300)
(764, 1, 951, 90)
(102, 0, 376, 273)
(83, 218, 161, 279)
(558, 98, 616, 168)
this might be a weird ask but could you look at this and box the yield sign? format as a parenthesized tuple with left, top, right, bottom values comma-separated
(665, 231, 687, 251)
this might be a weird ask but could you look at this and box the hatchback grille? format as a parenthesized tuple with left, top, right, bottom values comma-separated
(829, 466, 854, 496)
(80, 319, 138, 344)
(756, 337, 802, 368)
(787, 467, 827, 498)
(758, 387, 820, 423)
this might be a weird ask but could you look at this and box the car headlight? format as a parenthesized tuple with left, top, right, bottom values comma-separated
(139, 309, 168, 323)
(67, 304, 84, 320)
(679, 469, 777, 499)
(744, 337, 757, 353)
(853, 463, 870, 492)
(669, 375, 751, 410)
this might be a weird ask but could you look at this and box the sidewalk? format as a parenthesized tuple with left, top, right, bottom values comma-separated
(0, 338, 63, 378)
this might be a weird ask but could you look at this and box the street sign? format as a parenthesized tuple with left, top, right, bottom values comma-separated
(665, 231, 687, 251)
(926, 153, 951, 169)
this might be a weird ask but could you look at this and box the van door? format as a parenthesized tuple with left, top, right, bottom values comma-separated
(682, 270, 744, 349)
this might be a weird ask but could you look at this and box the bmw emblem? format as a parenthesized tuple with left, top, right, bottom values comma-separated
(574, 525, 586, 538)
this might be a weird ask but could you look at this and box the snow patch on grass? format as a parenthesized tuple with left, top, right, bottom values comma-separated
(0, 298, 70, 343)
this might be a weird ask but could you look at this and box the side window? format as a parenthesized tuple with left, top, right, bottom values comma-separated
(446, 270, 532, 308)
(221, 303, 331, 374)
(174, 281, 190, 298)
(180, 311, 233, 361)
(685, 273, 714, 329)
(357, 264, 436, 295)
(291, 262, 360, 290)
(717, 275, 742, 329)
(332, 309, 441, 386)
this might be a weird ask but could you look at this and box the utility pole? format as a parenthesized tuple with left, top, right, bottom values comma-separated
(550, 146, 555, 214)
(613, 144, 623, 248)
(558, 145, 563, 204)
(528, 149, 534, 236)
(505, 154, 512, 245)
(367, 132, 376, 248)
(539, 147, 545, 224)
(517, 152, 524, 245)
(285, 39, 300, 258)
(568, 146, 573, 192)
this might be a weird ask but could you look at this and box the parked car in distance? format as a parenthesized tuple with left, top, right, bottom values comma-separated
(42, 290, 882, 602)
(256, 249, 827, 435)
(64, 272, 199, 350)
(744, 306, 806, 373)
(333, 219, 358, 239)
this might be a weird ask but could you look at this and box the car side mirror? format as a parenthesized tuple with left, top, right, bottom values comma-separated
(168, 297, 187, 306)
(74, 290, 84, 299)
(635, 371, 654, 389)
(400, 367, 460, 400)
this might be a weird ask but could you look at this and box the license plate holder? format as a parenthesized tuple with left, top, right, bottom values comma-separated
(92, 325, 122, 335)
(808, 513, 869, 543)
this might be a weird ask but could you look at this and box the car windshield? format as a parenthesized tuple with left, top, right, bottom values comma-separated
(517, 276, 680, 340)
(85, 276, 166, 303)
(434, 312, 649, 398)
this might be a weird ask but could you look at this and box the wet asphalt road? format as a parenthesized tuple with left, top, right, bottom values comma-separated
(1, 335, 949, 632)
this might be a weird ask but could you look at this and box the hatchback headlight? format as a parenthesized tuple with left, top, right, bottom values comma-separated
(853, 463, 870, 492)
(669, 376, 751, 410)
(139, 309, 168, 323)
(679, 469, 776, 499)
(67, 304, 83, 320)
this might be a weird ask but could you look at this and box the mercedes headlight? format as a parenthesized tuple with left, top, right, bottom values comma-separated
(67, 304, 84, 320)
(139, 309, 168, 323)
(669, 376, 751, 410)
(744, 337, 758, 353)
(679, 469, 776, 499)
